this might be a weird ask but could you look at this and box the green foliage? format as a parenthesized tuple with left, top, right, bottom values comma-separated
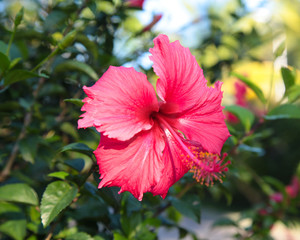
(265, 104, 300, 120)
(41, 181, 78, 227)
(231, 72, 266, 104)
(0, 0, 300, 239)
(225, 105, 255, 131)
(54, 60, 99, 81)
(0, 219, 26, 240)
(0, 183, 38, 205)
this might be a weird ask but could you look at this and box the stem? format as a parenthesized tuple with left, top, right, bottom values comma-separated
(6, 26, 16, 56)
(31, 47, 60, 72)
(0, 77, 45, 182)
(228, 117, 265, 156)
(266, 58, 275, 111)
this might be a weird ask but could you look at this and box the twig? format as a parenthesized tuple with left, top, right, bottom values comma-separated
(0, 78, 45, 182)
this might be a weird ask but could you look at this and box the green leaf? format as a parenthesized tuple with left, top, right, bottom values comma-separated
(48, 171, 69, 180)
(0, 183, 38, 205)
(238, 144, 265, 156)
(58, 30, 77, 50)
(265, 104, 300, 120)
(41, 181, 78, 227)
(225, 105, 255, 131)
(113, 232, 128, 240)
(64, 158, 85, 172)
(212, 218, 238, 228)
(65, 232, 94, 240)
(19, 136, 39, 163)
(286, 85, 300, 103)
(54, 60, 98, 81)
(0, 40, 8, 54)
(0, 202, 21, 214)
(281, 67, 295, 94)
(0, 219, 26, 240)
(170, 198, 201, 223)
(93, 236, 105, 240)
(0, 52, 10, 74)
(64, 98, 84, 107)
(263, 176, 286, 192)
(4, 69, 44, 86)
(231, 72, 266, 103)
(274, 41, 285, 58)
(60, 122, 79, 140)
(9, 57, 22, 70)
(76, 34, 99, 59)
(60, 143, 94, 157)
(121, 212, 142, 237)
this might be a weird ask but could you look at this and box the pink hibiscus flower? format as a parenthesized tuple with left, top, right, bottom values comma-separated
(78, 34, 230, 200)
(142, 14, 163, 32)
(125, 0, 145, 8)
(226, 80, 248, 123)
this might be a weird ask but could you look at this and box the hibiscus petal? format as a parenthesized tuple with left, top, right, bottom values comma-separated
(151, 128, 189, 198)
(172, 81, 230, 155)
(78, 66, 159, 141)
(149, 34, 207, 113)
(95, 124, 165, 201)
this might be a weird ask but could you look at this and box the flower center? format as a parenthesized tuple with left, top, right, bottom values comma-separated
(155, 114, 230, 186)
(183, 149, 229, 186)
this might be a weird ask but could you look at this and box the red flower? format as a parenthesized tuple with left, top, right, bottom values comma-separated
(285, 176, 300, 198)
(78, 35, 230, 200)
(125, 0, 145, 8)
(234, 80, 248, 107)
(270, 192, 283, 203)
(142, 14, 163, 32)
(226, 80, 248, 123)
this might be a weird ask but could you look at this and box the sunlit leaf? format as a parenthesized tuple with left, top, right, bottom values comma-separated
(64, 98, 84, 107)
(54, 60, 98, 81)
(60, 143, 94, 157)
(287, 85, 300, 103)
(0, 183, 38, 205)
(265, 104, 300, 120)
(48, 171, 70, 180)
(41, 181, 78, 227)
(231, 72, 266, 104)
(113, 232, 128, 240)
(225, 105, 255, 131)
(0, 202, 21, 214)
(0, 219, 26, 240)
(60, 122, 79, 140)
(65, 232, 94, 240)
(274, 41, 285, 58)
(281, 67, 295, 94)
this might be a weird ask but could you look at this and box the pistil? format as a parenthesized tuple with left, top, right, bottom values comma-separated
(156, 114, 230, 186)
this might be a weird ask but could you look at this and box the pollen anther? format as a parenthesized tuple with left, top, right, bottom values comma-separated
(183, 149, 230, 186)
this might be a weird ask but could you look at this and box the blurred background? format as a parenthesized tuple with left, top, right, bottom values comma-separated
(0, 0, 300, 239)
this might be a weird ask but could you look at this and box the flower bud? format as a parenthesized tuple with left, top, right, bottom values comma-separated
(58, 30, 77, 50)
(14, 7, 24, 27)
